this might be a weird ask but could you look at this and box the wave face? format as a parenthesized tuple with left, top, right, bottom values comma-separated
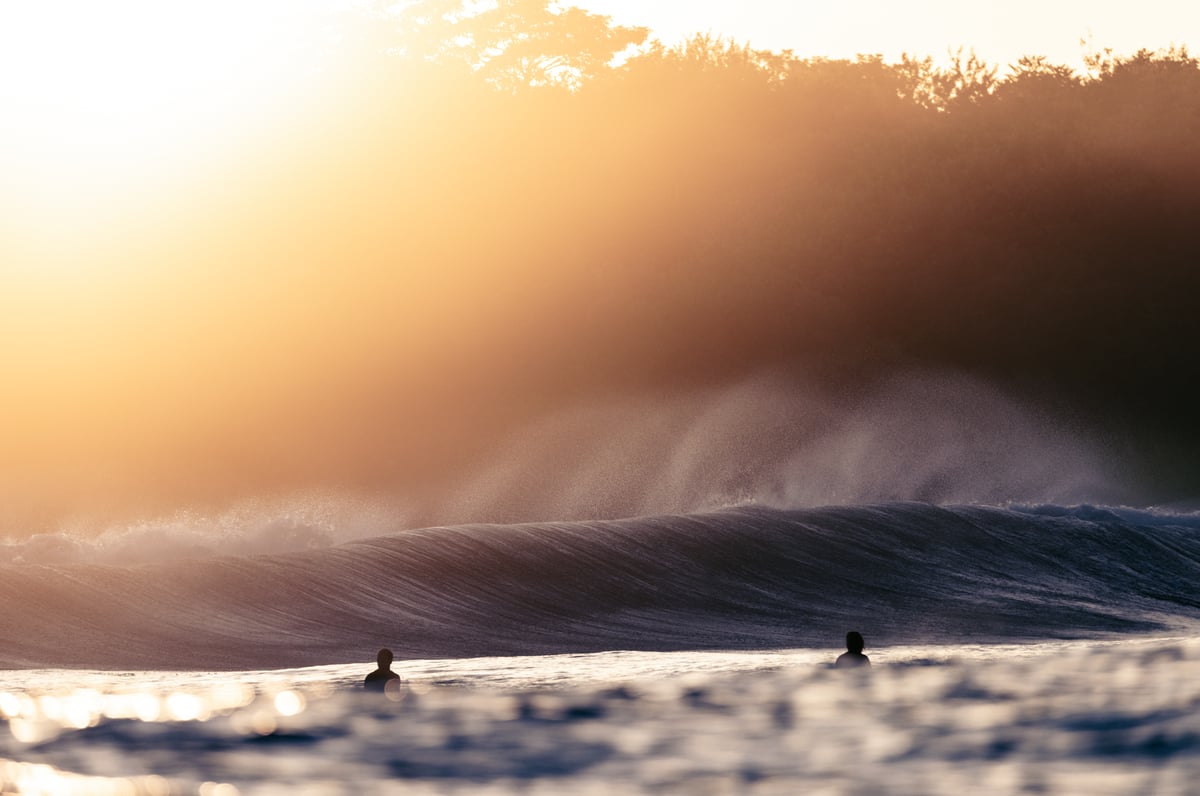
(2, 503, 1199, 670)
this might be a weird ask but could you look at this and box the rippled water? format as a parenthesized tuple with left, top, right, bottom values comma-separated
(4, 636, 1200, 795)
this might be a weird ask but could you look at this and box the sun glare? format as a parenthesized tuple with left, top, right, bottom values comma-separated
(0, 0, 343, 241)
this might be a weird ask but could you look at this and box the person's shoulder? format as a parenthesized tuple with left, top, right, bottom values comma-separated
(835, 652, 869, 668)
(364, 669, 396, 691)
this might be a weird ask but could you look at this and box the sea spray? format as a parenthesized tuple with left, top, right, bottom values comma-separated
(433, 371, 1126, 525)
(0, 372, 1126, 565)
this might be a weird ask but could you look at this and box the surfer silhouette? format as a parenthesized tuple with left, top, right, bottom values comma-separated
(835, 631, 871, 669)
(364, 647, 401, 692)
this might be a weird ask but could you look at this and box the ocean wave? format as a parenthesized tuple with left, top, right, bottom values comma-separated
(2, 372, 1136, 559)
(2, 503, 1199, 670)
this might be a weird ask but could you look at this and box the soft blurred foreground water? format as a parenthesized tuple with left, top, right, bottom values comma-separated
(3, 637, 1200, 795)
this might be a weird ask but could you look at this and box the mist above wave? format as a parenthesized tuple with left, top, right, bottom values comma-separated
(0, 372, 1127, 565)
(440, 371, 1124, 523)
(0, 494, 405, 567)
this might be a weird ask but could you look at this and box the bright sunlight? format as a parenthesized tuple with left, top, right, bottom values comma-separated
(0, 0, 342, 243)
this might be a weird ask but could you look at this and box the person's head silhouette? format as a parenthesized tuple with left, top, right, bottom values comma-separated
(365, 647, 401, 692)
(835, 631, 870, 668)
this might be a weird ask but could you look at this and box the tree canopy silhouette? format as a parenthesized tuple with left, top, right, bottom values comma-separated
(383, 0, 647, 88)
(338, 17, 1198, 497)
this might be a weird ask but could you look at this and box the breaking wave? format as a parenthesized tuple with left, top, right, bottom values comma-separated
(2, 503, 1198, 669)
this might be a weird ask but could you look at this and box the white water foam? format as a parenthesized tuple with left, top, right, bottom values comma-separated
(4, 636, 1200, 795)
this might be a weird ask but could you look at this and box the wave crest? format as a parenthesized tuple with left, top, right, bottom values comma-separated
(2, 503, 1198, 669)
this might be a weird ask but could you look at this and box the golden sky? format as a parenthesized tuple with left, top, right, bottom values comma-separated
(578, 0, 1199, 68)
(2, 0, 1197, 529)
(0, 0, 1189, 221)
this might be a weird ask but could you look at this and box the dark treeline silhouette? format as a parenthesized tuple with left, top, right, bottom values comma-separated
(6, 2, 1198, 529)
(292, 9, 1199, 500)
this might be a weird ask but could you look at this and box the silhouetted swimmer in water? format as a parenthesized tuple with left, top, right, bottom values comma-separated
(364, 648, 401, 692)
(835, 631, 871, 669)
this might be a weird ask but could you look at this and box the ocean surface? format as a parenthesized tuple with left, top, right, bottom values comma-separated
(4, 502, 1200, 793)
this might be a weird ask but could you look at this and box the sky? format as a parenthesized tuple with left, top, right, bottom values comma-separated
(4, 0, 1190, 215)
(576, 0, 1200, 69)
(3, 0, 1199, 533)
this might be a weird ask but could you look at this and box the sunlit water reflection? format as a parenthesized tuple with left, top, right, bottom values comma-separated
(4, 637, 1200, 794)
